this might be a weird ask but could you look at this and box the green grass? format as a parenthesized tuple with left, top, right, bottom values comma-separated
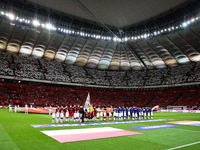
(0, 110, 200, 150)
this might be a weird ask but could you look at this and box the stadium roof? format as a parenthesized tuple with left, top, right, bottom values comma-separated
(27, 0, 187, 28)
(0, 0, 200, 70)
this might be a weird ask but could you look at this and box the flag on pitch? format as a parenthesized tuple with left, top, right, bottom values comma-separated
(84, 93, 90, 108)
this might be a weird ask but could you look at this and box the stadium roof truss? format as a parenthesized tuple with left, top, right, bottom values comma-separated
(0, 0, 200, 70)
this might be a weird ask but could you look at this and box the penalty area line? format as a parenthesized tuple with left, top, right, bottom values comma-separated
(170, 128, 200, 133)
(167, 141, 200, 150)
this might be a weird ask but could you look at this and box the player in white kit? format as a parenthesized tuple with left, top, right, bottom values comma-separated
(49, 106, 52, 115)
(120, 110, 123, 120)
(52, 109, 55, 123)
(14, 105, 17, 113)
(9, 104, 12, 113)
(17, 105, 19, 112)
(151, 109, 153, 119)
(128, 108, 130, 120)
(25, 104, 28, 114)
(60, 110, 64, 123)
(56, 110, 60, 123)
(65, 107, 69, 122)
(96, 107, 101, 121)
(124, 109, 126, 120)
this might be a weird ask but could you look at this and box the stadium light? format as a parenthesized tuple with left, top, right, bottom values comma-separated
(182, 22, 187, 27)
(33, 20, 40, 26)
(46, 24, 53, 29)
(191, 18, 195, 22)
(8, 14, 15, 20)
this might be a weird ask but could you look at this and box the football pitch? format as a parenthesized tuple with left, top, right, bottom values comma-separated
(0, 109, 200, 150)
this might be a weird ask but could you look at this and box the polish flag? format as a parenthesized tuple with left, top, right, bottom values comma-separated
(10, 23, 15, 27)
(41, 127, 142, 143)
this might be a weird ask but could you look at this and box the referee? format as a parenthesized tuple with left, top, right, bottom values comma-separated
(80, 106, 85, 123)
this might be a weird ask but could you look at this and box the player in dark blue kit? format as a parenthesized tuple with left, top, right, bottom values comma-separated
(114, 107, 118, 120)
(148, 108, 151, 119)
(137, 107, 140, 120)
(117, 107, 121, 120)
(121, 107, 125, 120)
(143, 108, 145, 119)
(132, 107, 136, 120)
(145, 107, 148, 119)
(130, 107, 133, 120)
(125, 107, 128, 120)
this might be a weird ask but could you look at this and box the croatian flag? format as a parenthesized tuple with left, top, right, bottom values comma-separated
(41, 127, 142, 143)
(84, 93, 91, 108)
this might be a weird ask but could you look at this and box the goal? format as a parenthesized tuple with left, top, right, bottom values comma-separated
(167, 106, 187, 110)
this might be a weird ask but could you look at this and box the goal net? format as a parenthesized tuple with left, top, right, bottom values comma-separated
(167, 106, 187, 110)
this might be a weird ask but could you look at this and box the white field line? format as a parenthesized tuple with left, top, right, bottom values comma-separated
(167, 141, 200, 150)
(170, 128, 200, 133)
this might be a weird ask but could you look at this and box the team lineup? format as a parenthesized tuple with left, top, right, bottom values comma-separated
(51, 105, 154, 123)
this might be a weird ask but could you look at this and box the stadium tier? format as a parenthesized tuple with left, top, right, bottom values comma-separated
(0, 81, 200, 108)
(0, 51, 200, 87)
(1, 1, 200, 150)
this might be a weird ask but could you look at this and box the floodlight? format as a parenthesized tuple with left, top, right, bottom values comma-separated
(191, 18, 195, 22)
(8, 14, 15, 20)
(182, 22, 187, 27)
(33, 20, 40, 26)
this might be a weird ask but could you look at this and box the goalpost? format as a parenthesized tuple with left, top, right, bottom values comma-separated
(167, 106, 187, 110)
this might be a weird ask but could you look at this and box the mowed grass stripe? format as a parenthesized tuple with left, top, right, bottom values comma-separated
(0, 110, 200, 150)
(0, 123, 19, 150)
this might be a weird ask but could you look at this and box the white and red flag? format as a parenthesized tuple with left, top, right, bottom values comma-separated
(41, 127, 142, 143)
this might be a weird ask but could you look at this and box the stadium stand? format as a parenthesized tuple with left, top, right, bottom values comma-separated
(1, 52, 200, 87)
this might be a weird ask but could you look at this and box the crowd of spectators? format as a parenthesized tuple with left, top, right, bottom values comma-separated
(0, 52, 14, 76)
(0, 85, 199, 108)
(0, 52, 200, 87)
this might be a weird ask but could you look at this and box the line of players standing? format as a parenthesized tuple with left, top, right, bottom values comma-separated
(9, 104, 29, 114)
(51, 105, 153, 123)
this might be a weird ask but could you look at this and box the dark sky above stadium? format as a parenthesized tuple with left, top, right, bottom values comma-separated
(27, 0, 187, 28)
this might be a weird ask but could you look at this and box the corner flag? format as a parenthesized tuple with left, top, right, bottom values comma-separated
(84, 93, 91, 108)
